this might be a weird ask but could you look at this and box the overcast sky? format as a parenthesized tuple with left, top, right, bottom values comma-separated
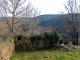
(27, 0, 67, 15)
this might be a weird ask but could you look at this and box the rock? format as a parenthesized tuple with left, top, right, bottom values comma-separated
(32, 48, 35, 50)
(71, 46, 77, 49)
(0, 39, 14, 60)
(59, 43, 77, 51)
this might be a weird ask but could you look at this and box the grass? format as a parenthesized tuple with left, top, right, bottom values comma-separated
(10, 47, 80, 60)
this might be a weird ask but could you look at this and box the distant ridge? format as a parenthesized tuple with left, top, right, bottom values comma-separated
(37, 14, 59, 21)
(35, 14, 63, 27)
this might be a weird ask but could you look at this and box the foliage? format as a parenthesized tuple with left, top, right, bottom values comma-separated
(30, 35, 41, 44)
(64, 40, 70, 45)
(59, 40, 64, 44)
(43, 32, 51, 39)
(50, 30, 63, 46)
(14, 30, 63, 50)
(55, 29, 63, 39)
(40, 33, 44, 39)
(51, 31, 59, 45)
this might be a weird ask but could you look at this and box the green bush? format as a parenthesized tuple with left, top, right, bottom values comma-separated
(51, 31, 59, 45)
(43, 32, 51, 39)
(64, 40, 70, 45)
(30, 35, 41, 44)
(14, 30, 63, 50)
(30, 35, 41, 49)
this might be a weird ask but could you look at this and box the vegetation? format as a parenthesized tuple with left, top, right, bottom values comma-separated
(13, 31, 63, 50)
(10, 47, 80, 60)
(0, 0, 80, 60)
(64, 40, 70, 45)
(60, 0, 80, 45)
(0, 0, 40, 37)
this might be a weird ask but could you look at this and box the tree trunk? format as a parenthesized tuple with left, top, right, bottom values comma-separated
(73, 28, 76, 44)
(31, 29, 33, 36)
(76, 29, 78, 45)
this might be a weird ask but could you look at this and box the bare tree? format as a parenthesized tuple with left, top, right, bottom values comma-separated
(30, 9, 40, 35)
(60, 0, 80, 45)
(21, 3, 40, 35)
(0, 0, 40, 36)
(25, 16, 40, 36)
(0, 0, 26, 34)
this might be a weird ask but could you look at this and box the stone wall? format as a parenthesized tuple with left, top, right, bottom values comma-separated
(0, 39, 14, 60)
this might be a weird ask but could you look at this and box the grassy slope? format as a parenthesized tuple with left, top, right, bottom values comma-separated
(10, 47, 80, 60)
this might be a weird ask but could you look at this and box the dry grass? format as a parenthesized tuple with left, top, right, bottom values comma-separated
(0, 18, 22, 37)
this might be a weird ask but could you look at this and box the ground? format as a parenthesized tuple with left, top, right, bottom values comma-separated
(10, 47, 80, 60)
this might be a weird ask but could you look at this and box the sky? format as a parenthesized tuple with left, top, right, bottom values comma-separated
(27, 0, 67, 15)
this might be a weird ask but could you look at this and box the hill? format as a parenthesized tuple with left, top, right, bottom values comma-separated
(36, 14, 64, 28)
(36, 14, 58, 21)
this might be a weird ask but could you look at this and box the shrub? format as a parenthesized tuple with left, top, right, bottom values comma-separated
(43, 32, 51, 39)
(51, 31, 59, 45)
(30, 35, 41, 49)
(30, 35, 41, 44)
(43, 33, 52, 46)
(64, 40, 70, 45)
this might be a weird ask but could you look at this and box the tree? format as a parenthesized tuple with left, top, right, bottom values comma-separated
(60, 0, 80, 45)
(0, 0, 26, 34)
(27, 7, 40, 36)
(21, 3, 40, 35)
(0, 0, 40, 36)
